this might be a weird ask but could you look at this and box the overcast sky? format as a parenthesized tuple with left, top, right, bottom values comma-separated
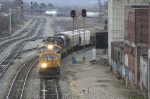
(24, 0, 107, 7)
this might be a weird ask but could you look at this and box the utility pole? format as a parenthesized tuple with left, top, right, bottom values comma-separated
(71, 10, 76, 52)
(73, 18, 74, 52)
(97, 0, 102, 23)
(82, 9, 86, 60)
(40, 4, 42, 15)
(83, 17, 85, 60)
(71, 10, 76, 64)
(6, 0, 7, 11)
(31, 2, 33, 14)
(75, 6, 77, 30)
(21, 1, 23, 24)
(9, 8, 11, 35)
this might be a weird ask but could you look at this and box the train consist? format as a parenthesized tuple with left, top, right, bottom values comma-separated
(38, 29, 91, 74)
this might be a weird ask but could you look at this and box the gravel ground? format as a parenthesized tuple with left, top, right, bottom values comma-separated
(59, 49, 133, 99)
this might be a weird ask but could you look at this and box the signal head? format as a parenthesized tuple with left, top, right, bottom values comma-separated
(71, 10, 76, 18)
(82, 9, 86, 17)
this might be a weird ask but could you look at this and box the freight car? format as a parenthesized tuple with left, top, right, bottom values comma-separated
(38, 29, 91, 74)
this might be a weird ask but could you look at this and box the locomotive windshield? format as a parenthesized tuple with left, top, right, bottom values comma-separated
(39, 45, 60, 54)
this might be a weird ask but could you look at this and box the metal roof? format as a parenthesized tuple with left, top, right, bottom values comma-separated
(111, 42, 124, 49)
(131, 5, 149, 9)
(95, 30, 108, 34)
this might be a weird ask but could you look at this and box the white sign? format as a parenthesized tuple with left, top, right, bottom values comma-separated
(92, 49, 96, 60)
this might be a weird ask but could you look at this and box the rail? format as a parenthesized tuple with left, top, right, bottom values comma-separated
(6, 56, 38, 99)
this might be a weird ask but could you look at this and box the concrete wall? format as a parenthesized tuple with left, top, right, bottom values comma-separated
(111, 43, 125, 79)
(140, 55, 148, 99)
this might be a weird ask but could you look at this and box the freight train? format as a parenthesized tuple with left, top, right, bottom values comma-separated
(38, 29, 91, 74)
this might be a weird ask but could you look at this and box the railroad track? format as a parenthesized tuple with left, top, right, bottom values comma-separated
(0, 18, 46, 77)
(0, 40, 35, 77)
(0, 17, 46, 53)
(5, 56, 38, 99)
(0, 18, 36, 42)
(40, 79, 62, 99)
(0, 19, 39, 53)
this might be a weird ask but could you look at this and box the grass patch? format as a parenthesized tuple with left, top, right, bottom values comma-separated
(113, 81, 144, 99)
(114, 80, 126, 88)
(128, 92, 144, 99)
(0, 31, 9, 38)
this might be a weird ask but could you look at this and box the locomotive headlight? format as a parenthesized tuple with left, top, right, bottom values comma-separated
(47, 45, 53, 50)
(41, 63, 47, 68)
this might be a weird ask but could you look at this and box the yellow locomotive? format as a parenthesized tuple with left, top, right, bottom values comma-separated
(38, 35, 67, 74)
(38, 44, 61, 74)
(38, 29, 91, 74)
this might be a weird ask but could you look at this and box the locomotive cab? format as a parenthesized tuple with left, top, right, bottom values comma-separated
(38, 45, 61, 74)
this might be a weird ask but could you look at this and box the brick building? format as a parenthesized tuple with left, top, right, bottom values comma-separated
(124, 6, 149, 86)
(108, 0, 150, 66)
